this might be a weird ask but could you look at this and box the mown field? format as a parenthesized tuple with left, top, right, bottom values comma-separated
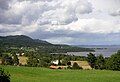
(0, 65, 120, 82)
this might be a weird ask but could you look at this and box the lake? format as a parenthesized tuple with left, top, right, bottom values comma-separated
(67, 45, 120, 57)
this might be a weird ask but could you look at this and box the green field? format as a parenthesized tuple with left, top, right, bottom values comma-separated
(0, 65, 120, 82)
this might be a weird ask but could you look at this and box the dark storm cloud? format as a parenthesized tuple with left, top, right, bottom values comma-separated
(0, 0, 10, 23)
(0, 0, 10, 10)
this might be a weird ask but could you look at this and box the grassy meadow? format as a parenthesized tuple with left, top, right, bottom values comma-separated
(0, 65, 120, 82)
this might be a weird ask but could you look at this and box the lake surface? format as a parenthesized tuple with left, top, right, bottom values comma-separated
(67, 45, 120, 57)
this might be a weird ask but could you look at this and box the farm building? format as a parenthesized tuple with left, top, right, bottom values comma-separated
(50, 65, 68, 69)
(70, 61, 92, 70)
(51, 60, 62, 65)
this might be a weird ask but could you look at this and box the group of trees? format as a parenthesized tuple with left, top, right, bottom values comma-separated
(0, 47, 85, 67)
(0, 53, 19, 66)
(27, 53, 51, 67)
(106, 51, 120, 71)
(26, 49, 89, 67)
(1, 47, 120, 71)
(87, 50, 120, 71)
(26, 52, 79, 67)
(87, 53, 105, 69)
(1, 49, 120, 71)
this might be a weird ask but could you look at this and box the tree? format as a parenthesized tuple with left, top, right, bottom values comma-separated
(87, 53, 96, 68)
(12, 54, 19, 65)
(58, 55, 62, 65)
(95, 55, 105, 69)
(67, 62, 72, 69)
(27, 56, 38, 67)
(2, 54, 13, 65)
(0, 68, 10, 82)
(72, 62, 82, 69)
(67, 62, 71, 66)
(106, 51, 120, 71)
(61, 56, 70, 65)
(1, 57, 5, 65)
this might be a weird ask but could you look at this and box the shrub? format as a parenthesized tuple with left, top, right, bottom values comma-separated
(67, 66, 72, 69)
(106, 53, 120, 71)
(0, 68, 10, 82)
(72, 62, 82, 69)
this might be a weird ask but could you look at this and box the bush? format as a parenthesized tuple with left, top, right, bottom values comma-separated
(95, 55, 105, 70)
(0, 68, 10, 82)
(67, 66, 72, 69)
(72, 62, 82, 69)
(106, 53, 120, 71)
(87, 53, 96, 68)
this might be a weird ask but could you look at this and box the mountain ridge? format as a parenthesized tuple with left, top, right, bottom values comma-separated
(0, 35, 95, 52)
(0, 35, 52, 47)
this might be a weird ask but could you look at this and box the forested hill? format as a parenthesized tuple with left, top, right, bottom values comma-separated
(0, 35, 52, 47)
(0, 35, 95, 53)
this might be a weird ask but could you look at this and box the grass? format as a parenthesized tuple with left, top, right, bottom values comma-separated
(0, 65, 120, 82)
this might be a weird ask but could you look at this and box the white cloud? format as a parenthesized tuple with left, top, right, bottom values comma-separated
(0, 0, 93, 25)
(110, 9, 120, 16)
(45, 37, 73, 44)
(39, 18, 120, 34)
(75, 0, 92, 14)
(0, 23, 38, 35)
(66, 18, 120, 33)
(88, 0, 120, 12)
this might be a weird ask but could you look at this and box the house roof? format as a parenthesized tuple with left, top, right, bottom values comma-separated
(50, 65, 67, 69)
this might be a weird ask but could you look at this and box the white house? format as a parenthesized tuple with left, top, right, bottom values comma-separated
(51, 60, 59, 65)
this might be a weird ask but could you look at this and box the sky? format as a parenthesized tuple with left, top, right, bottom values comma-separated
(0, 0, 120, 45)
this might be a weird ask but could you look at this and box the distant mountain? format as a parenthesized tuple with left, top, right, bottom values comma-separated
(0, 35, 52, 47)
(0, 35, 95, 52)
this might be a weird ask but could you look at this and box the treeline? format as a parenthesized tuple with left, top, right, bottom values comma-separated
(87, 50, 120, 71)
(38, 45, 95, 53)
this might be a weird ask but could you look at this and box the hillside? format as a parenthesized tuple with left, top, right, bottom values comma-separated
(0, 35, 94, 53)
(0, 35, 52, 47)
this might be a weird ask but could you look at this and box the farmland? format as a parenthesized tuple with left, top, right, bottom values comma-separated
(1, 65, 120, 82)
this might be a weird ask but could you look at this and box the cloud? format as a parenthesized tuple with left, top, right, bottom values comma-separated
(88, 0, 120, 18)
(67, 18, 120, 33)
(110, 9, 120, 16)
(0, 0, 10, 10)
(75, 0, 92, 14)
(0, 0, 120, 45)
(28, 17, 120, 44)
(0, 0, 93, 25)
(44, 33, 120, 45)
(35, 18, 120, 34)
(0, 23, 38, 36)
